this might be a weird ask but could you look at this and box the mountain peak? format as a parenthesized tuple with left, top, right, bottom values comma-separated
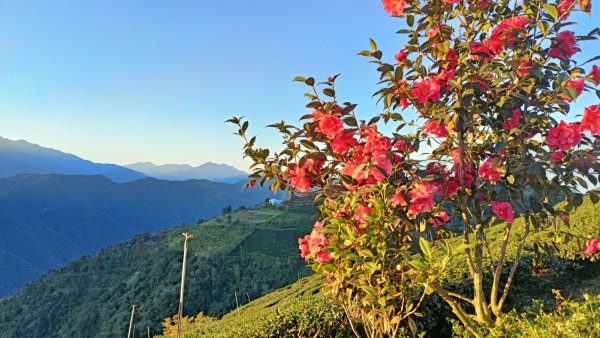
(0, 136, 146, 183)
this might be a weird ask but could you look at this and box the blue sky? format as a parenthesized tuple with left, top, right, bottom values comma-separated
(0, 1, 598, 171)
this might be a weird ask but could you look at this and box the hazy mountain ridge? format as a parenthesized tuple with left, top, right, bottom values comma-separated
(0, 136, 146, 183)
(125, 161, 248, 183)
(0, 173, 281, 296)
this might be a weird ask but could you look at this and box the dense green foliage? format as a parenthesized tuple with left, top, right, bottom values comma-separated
(0, 173, 283, 296)
(172, 198, 600, 337)
(0, 197, 315, 338)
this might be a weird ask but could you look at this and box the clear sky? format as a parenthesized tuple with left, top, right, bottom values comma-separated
(0, 1, 598, 171)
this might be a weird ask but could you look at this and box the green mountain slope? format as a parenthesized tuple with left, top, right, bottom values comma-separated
(0, 174, 284, 296)
(0, 197, 317, 338)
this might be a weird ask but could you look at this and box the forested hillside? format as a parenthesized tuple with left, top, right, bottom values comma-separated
(0, 174, 283, 296)
(0, 197, 316, 338)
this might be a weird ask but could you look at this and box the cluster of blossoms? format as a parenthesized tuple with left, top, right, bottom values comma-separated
(298, 220, 332, 263)
(293, 1, 600, 262)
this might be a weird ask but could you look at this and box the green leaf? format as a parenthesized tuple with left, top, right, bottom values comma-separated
(538, 21, 550, 36)
(369, 38, 378, 51)
(419, 237, 432, 258)
(409, 259, 428, 271)
(293, 76, 306, 82)
(543, 4, 558, 20)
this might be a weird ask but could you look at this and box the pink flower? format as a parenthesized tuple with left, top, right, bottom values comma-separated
(431, 210, 450, 226)
(382, 0, 407, 16)
(315, 113, 344, 139)
(390, 190, 407, 207)
(353, 204, 373, 223)
(546, 121, 582, 151)
(331, 130, 357, 155)
(364, 131, 392, 156)
(289, 164, 311, 192)
(298, 235, 311, 258)
(548, 31, 578, 60)
(478, 158, 505, 182)
(470, 42, 494, 61)
(410, 77, 442, 103)
(408, 182, 436, 215)
(452, 163, 476, 187)
(501, 109, 521, 131)
(370, 155, 393, 182)
(582, 238, 600, 255)
(558, 214, 570, 223)
(395, 51, 408, 63)
(299, 220, 332, 262)
(550, 151, 565, 161)
(581, 105, 600, 135)
(557, 0, 576, 21)
(562, 78, 585, 102)
(491, 201, 515, 223)
(516, 60, 537, 77)
(315, 251, 332, 263)
(422, 119, 449, 138)
(590, 65, 600, 85)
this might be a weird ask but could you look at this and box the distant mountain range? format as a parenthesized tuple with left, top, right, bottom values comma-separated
(0, 173, 281, 297)
(0, 136, 249, 184)
(125, 162, 248, 183)
(0, 136, 146, 183)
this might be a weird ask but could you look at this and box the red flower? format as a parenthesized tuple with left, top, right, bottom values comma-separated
(288, 160, 321, 192)
(315, 251, 332, 263)
(395, 51, 408, 63)
(353, 204, 373, 223)
(558, 214, 570, 223)
(315, 113, 344, 139)
(331, 130, 357, 155)
(431, 210, 450, 226)
(478, 158, 505, 182)
(516, 60, 537, 77)
(546, 121, 582, 151)
(452, 163, 476, 187)
(548, 31, 578, 60)
(470, 42, 494, 61)
(590, 65, 600, 85)
(550, 151, 565, 161)
(491, 201, 515, 223)
(298, 235, 311, 258)
(408, 182, 436, 215)
(557, 0, 576, 21)
(562, 78, 585, 102)
(422, 119, 449, 138)
(582, 237, 600, 255)
(394, 139, 413, 153)
(299, 220, 331, 262)
(390, 190, 407, 207)
(382, 0, 406, 16)
(410, 77, 442, 103)
(501, 109, 521, 131)
(581, 105, 600, 135)
(364, 130, 392, 156)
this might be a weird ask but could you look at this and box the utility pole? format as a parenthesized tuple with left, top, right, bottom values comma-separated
(177, 232, 193, 338)
(127, 304, 136, 338)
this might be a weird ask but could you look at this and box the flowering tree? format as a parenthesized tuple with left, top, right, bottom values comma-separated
(229, 0, 600, 336)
